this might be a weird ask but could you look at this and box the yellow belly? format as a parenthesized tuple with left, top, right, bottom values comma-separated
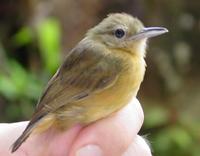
(55, 55, 146, 126)
(80, 56, 146, 124)
(36, 54, 146, 131)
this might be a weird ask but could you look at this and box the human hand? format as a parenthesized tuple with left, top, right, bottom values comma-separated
(0, 98, 151, 156)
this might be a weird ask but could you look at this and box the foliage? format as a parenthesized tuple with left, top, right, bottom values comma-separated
(0, 17, 61, 121)
(37, 18, 61, 74)
(143, 104, 200, 156)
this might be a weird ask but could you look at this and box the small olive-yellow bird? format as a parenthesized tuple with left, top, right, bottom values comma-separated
(11, 13, 168, 152)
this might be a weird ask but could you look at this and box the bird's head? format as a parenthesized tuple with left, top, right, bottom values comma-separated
(87, 13, 168, 56)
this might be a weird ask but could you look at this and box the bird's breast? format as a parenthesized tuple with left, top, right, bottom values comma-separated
(79, 54, 146, 123)
(53, 51, 146, 127)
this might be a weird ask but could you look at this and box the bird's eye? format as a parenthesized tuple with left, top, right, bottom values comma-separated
(114, 29, 125, 38)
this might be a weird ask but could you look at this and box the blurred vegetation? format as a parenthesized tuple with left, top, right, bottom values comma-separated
(0, 0, 199, 156)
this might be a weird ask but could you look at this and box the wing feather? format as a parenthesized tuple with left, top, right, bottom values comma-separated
(36, 41, 122, 113)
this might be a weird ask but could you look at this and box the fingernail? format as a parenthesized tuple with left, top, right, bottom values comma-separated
(76, 145, 103, 156)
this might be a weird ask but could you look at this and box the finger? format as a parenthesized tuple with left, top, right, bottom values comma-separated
(69, 98, 144, 156)
(0, 122, 29, 156)
(6, 122, 82, 156)
(17, 124, 82, 156)
(0, 122, 28, 151)
(123, 135, 152, 156)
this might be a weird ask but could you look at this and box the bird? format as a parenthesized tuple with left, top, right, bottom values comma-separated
(11, 13, 168, 152)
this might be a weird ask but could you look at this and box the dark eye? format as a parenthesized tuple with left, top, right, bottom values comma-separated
(114, 29, 125, 38)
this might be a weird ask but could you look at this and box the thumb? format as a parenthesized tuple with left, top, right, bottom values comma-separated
(69, 98, 144, 156)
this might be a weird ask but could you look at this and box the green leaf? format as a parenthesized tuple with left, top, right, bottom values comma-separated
(153, 130, 171, 153)
(12, 27, 33, 46)
(144, 106, 170, 128)
(9, 60, 29, 96)
(25, 74, 43, 100)
(37, 18, 61, 74)
(0, 74, 18, 99)
(153, 125, 193, 155)
(0, 60, 43, 101)
(169, 126, 193, 149)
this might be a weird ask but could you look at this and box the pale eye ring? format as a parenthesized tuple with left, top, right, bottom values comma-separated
(114, 28, 125, 38)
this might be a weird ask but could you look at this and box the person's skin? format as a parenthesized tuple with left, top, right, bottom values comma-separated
(0, 98, 151, 156)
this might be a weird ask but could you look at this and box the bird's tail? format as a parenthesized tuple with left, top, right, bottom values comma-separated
(11, 125, 33, 153)
(11, 112, 48, 153)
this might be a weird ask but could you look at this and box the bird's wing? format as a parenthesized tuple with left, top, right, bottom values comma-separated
(35, 42, 123, 114)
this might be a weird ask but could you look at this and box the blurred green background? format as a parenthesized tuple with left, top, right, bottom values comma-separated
(0, 0, 199, 155)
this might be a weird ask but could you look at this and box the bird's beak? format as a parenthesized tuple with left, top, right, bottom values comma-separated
(129, 27, 168, 40)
